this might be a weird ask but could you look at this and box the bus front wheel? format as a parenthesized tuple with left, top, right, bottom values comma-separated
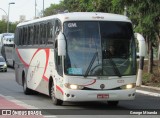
(23, 75, 33, 95)
(51, 82, 63, 105)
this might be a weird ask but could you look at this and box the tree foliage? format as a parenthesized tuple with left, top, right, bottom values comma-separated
(0, 20, 7, 33)
(44, 1, 67, 16)
(0, 20, 17, 33)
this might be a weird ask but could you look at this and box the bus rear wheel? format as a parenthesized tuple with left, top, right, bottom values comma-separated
(51, 82, 63, 105)
(107, 101, 119, 106)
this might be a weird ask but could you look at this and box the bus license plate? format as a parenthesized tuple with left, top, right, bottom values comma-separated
(97, 94, 109, 99)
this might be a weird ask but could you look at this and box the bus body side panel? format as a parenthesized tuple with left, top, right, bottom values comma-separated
(15, 48, 56, 95)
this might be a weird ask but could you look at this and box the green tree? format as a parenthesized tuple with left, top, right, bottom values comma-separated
(112, 0, 160, 73)
(63, 0, 80, 12)
(0, 20, 17, 33)
(9, 22, 17, 33)
(0, 20, 7, 33)
(44, 1, 67, 16)
(63, 0, 113, 12)
(130, 0, 159, 73)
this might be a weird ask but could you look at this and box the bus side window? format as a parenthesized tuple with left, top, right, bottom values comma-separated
(23, 27, 27, 46)
(17, 28, 20, 46)
(25, 27, 28, 45)
(43, 23, 47, 45)
(47, 22, 54, 44)
(30, 26, 34, 45)
(35, 25, 39, 44)
(23, 27, 27, 45)
(51, 21, 55, 44)
(28, 26, 31, 45)
(33, 25, 36, 45)
(22, 28, 25, 45)
(40, 23, 46, 45)
(19, 28, 22, 45)
(55, 19, 61, 36)
(40, 24, 43, 45)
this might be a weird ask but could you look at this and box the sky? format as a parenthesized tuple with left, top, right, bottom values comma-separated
(0, 0, 60, 22)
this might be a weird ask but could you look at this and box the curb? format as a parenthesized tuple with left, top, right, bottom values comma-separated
(137, 85, 160, 93)
(141, 85, 160, 91)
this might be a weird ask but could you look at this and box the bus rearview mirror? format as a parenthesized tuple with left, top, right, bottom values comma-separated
(134, 33, 146, 57)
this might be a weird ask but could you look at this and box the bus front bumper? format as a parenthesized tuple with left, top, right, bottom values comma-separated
(62, 88, 136, 102)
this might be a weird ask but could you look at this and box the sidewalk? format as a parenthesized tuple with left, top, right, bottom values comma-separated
(0, 95, 44, 118)
(0, 96, 25, 109)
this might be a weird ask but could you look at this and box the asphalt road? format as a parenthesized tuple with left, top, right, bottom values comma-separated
(0, 68, 160, 118)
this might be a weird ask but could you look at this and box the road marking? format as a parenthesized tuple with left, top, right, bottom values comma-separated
(44, 116, 57, 118)
(136, 90, 160, 97)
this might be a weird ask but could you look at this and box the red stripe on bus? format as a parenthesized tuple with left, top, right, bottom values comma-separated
(42, 49, 50, 81)
(29, 48, 41, 65)
(16, 48, 29, 68)
(56, 85, 64, 95)
(43, 75, 49, 81)
(83, 79, 96, 86)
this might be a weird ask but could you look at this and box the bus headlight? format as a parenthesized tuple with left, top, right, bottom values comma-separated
(65, 83, 84, 90)
(120, 83, 136, 89)
(126, 84, 133, 89)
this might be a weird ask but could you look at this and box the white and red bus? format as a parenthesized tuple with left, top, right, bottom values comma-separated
(14, 12, 145, 106)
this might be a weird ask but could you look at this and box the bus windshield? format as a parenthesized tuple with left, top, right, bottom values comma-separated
(64, 21, 136, 76)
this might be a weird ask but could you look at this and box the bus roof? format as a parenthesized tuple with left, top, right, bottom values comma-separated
(17, 12, 131, 27)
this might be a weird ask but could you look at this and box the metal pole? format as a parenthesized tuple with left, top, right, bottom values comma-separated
(124, 5, 127, 16)
(35, 0, 37, 18)
(7, 2, 15, 33)
(7, 4, 10, 33)
(43, 0, 44, 16)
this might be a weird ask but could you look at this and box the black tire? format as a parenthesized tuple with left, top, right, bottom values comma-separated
(51, 82, 63, 105)
(107, 101, 119, 106)
(23, 75, 33, 95)
(5, 69, 7, 72)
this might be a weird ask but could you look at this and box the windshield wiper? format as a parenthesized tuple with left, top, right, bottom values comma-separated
(84, 52, 98, 77)
(104, 50, 122, 77)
